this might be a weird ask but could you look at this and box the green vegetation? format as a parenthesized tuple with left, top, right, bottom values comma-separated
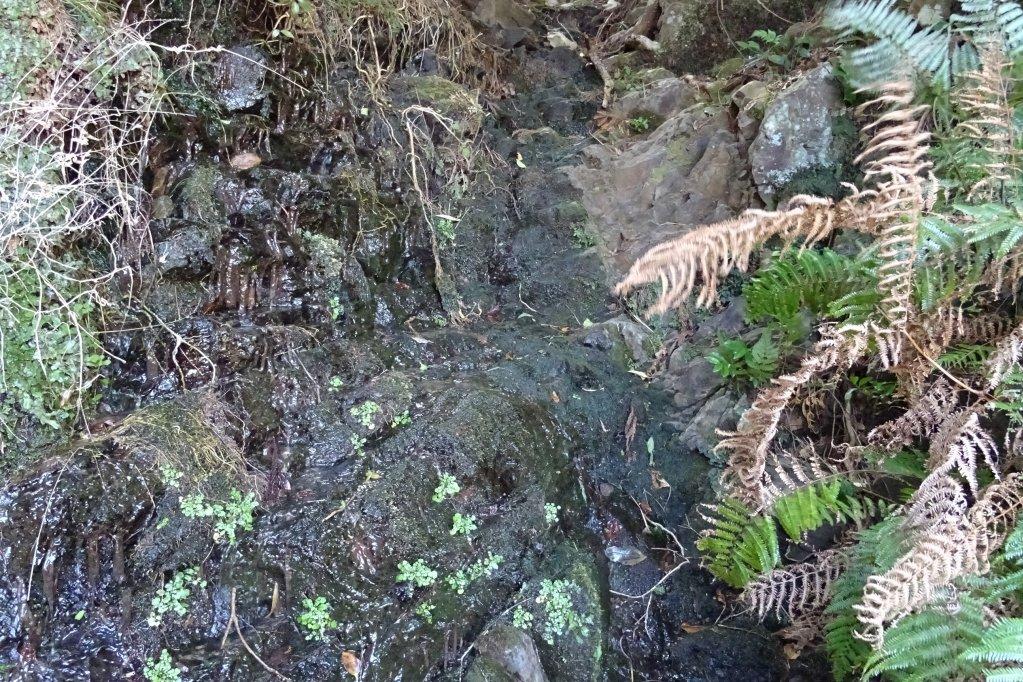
(350, 400, 381, 429)
(390, 409, 412, 428)
(449, 512, 477, 536)
(736, 28, 817, 71)
(397, 559, 438, 588)
(627, 116, 651, 133)
(297, 596, 339, 642)
(534, 579, 594, 646)
(544, 502, 560, 525)
(179, 490, 258, 544)
(445, 552, 503, 594)
(415, 600, 436, 623)
(707, 332, 779, 386)
(143, 649, 183, 682)
(148, 567, 205, 627)
(432, 473, 460, 503)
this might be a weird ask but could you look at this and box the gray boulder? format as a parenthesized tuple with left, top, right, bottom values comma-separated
(748, 64, 847, 202)
(467, 625, 549, 682)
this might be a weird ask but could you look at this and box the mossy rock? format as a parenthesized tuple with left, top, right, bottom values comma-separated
(394, 74, 484, 136)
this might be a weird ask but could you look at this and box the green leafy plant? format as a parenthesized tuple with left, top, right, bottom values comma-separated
(390, 409, 411, 428)
(143, 649, 183, 682)
(627, 115, 651, 133)
(533, 579, 594, 646)
(572, 224, 597, 248)
(445, 552, 503, 594)
(432, 473, 460, 503)
(179, 489, 258, 544)
(297, 596, 338, 642)
(148, 567, 205, 627)
(328, 375, 344, 392)
(707, 332, 779, 386)
(449, 512, 477, 536)
(350, 400, 381, 429)
(696, 498, 780, 588)
(544, 502, 560, 525)
(512, 605, 534, 629)
(434, 215, 457, 242)
(736, 28, 816, 69)
(397, 559, 438, 588)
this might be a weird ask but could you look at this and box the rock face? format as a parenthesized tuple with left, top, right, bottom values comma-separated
(748, 64, 848, 203)
(467, 625, 548, 682)
(214, 44, 267, 111)
(469, 0, 538, 49)
(657, 0, 825, 73)
(569, 95, 752, 275)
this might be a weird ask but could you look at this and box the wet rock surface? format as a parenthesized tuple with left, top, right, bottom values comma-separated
(0, 10, 808, 682)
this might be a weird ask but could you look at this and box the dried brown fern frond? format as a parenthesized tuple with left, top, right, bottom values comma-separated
(762, 441, 858, 505)
(903, 473, 969, 535)
(985, 321, 1023, 391)
(854, 82, 932, 183)
(718, 325, 870, 507)
(744, 549, 848, 620)
(614, 192, 874, 315)
(954, 44, 1018, 200)
(927, 408, 1000, 495)
(867, 378, 959, 452)
(854, 473, 1023, 647)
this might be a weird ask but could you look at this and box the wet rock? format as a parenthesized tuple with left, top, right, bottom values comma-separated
(394, 75, 485, 136)
(669, 625, 787, 681)
(214, 44, 267, 112)
(586, 316, 651, 366)
(569, 104, 752, 275)
(467, 625, 549, 682)
(749, 64, 846, 203)
(152, 221, 221, 277)
(656, 0, 823, 74)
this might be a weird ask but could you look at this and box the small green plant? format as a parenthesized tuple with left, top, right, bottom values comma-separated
(628, 115, 651, 133)
(736, 28, 815, 69)
(159, 465, 183, 489)
(390, 409, 411, 428)
(434, 215, 457, 242)
(179, 490, 258, 544)
(148, 567, 205, 627)
(449, 513, 477, 536)
(571, 224, 597, 248)
(297, 596, 338, 642)
(143, 649, 183, 682)
(544, 503, 560, 525)
(397, 559, 438, 588)
(512, 605, 534, 630)
(350, 432, 367, 455)
(328, 295, 344, 321)
(432, 473, 460, 503)
(328, 375, 344, 392)
(415, 601, 436, 623)
(445, 552, 503, 594)
(350, 400, 381, 429)
(534, 579, 593, 645)
(707, 332, 779, 386)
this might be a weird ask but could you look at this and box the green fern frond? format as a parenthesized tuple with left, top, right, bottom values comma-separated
(962, 619, 1023, 680)
(955, 1, 1023, 56)
(1004, 521, 1023, 563)
(772, 480, 888, 541)
(697, 498, 781, 588)
(824, 0, 952, 87)
(862, 598, 987, 681)
(745, 249, 879, 331)
(938, 343, 994, 371)
(825, 516, 907, 680)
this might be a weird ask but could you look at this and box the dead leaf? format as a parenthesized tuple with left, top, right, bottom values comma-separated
(341, 650, 361, 676)
(783, 643, 801, 661)
(230, 152, 262, 171)
(649, 469, 671, 490)
(550, 391, 560, 403)
(624, 407, 637, 453)
(680, 623, 706, 634)
(627, 369, 651, 380)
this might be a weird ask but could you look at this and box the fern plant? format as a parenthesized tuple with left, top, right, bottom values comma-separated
(707, 332, 780, 386)
(697, 498, 781, 588)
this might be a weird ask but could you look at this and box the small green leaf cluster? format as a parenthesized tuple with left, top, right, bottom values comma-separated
(432, 473, 460, 503)
(449, 512, 477, 536)
(707, 332, 779, 386)
(297, 596, 338, 642)
(736, 28, 816, 70)
(544, 503, 560, 525)
(397, 559, 438, 588)
(350, 400, 381, 429)
(533, 579, 594, 646)
(179, 489, 258, 544)
(445, 552, 503, 594)
(390, 409, 412, 428)
(148, 567, 205, 627)
(143, 649, 183, 682)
